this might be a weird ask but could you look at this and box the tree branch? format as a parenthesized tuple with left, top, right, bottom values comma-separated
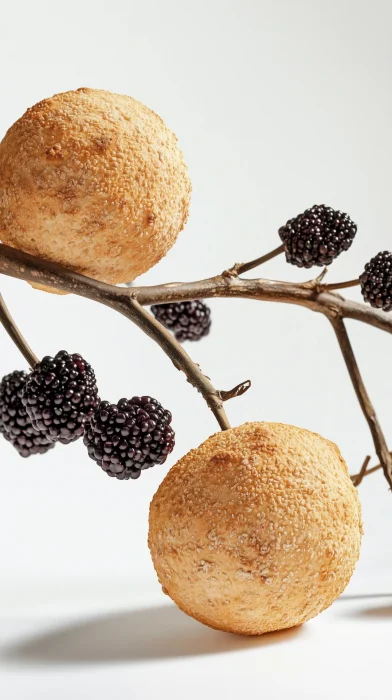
(1, 243, 391, 334)
(115, 298, 231, 431)
(0, 244, 230, 431)
(1, 242, 392, 484)
(0, 293, 38, 368)
(330, 316, 392, 489)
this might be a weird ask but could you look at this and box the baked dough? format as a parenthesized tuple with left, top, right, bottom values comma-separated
(149, 422, 362, 635)
(0, 88, 191, 289)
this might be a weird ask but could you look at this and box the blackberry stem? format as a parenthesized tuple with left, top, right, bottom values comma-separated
(323, 278, 360, 291)
(0, 293, 38, 368)
(229, 244, 285, 276)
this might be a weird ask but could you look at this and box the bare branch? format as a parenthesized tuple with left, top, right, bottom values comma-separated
(116, 298, 231, 431)
(0, 293, 38, 368)
(0, 244, 230, 432)
(1, 243, 391, 334)
(330, 316, 392, 489)
(1, 242, 392, 484)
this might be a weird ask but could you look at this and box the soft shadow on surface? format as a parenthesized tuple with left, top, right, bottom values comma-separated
(344, 604, 392, 619)
(338, 593, 392, 620)
(339, 593, 392, 601)
(3, 604, 304, 666)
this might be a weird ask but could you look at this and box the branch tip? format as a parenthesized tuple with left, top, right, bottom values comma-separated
(219, 379, 251, 401)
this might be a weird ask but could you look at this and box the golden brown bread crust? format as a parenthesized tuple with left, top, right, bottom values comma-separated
(0, 88, 191, 288)
(149, 422, 362, 636)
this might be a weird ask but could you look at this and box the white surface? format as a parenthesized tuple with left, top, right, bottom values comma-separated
(0, 580, 391, 700)
(1, 0, 392, 697)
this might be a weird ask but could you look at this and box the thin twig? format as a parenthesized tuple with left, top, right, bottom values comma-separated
(323, 278, 360, 291)
(0, 293, 38, 368)
(351, 462, 383, 484)
(0, 245, 230, 431)
(227, 244, 285, 276)
(351, 455, 371, 487)
(330, 316, 392, 489)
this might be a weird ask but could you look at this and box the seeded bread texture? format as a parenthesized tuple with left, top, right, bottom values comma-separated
(0, 88, 191, 289)
(149, 422, 362, 636)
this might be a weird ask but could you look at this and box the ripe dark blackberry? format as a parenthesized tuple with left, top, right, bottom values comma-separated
(83, 396, 175, 480)
(279, 204, 357, 268)
(151, 300, 211, 342)
(0, 370, 55, 457)
(360, 251, 392, 311)
(22, 350, 100, 444)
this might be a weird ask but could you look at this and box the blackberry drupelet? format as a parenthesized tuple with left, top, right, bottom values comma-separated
(360, 251, 392, 311)
(279, 204, 357, 268)
(0, 370, 55, 457)
(22, 350, 100, 444)
(151, 300, 211, 342)
(83, 396, 175, 480)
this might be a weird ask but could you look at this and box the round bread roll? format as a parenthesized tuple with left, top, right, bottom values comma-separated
(0, 88, 191, 288)
(149, 422, 362, 636)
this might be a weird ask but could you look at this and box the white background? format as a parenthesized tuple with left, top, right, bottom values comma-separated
(0, 1, 392, 698)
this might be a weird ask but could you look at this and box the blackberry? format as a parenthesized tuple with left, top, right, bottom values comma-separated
(151, 301, 211, 342)
(0, 370, 55, 457)
(360, 251, 392, 311)
(83, 396, 175, 480)
(279, 204, 357, 268)
(22, 350, 100, 444)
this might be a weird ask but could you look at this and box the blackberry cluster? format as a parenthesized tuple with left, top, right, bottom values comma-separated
(360, 251, 392, 311)
(0, 370, 54, 457)
(151, 300, 211, 342)
(279, 205, 357, 268)
(84, 396, 175, 480)
(23, 350, 100, 444)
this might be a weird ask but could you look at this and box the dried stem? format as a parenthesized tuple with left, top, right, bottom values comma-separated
(323, 279, 360, 291)
(330, 317, 392, 489)
(351, 456, 371, 487)
(0, 293, 38, 368)
(219, 380, 251, 401)
(351, 462, 384, 484)
(228, 244, 285, 276)
(1, 242, 391, 485)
